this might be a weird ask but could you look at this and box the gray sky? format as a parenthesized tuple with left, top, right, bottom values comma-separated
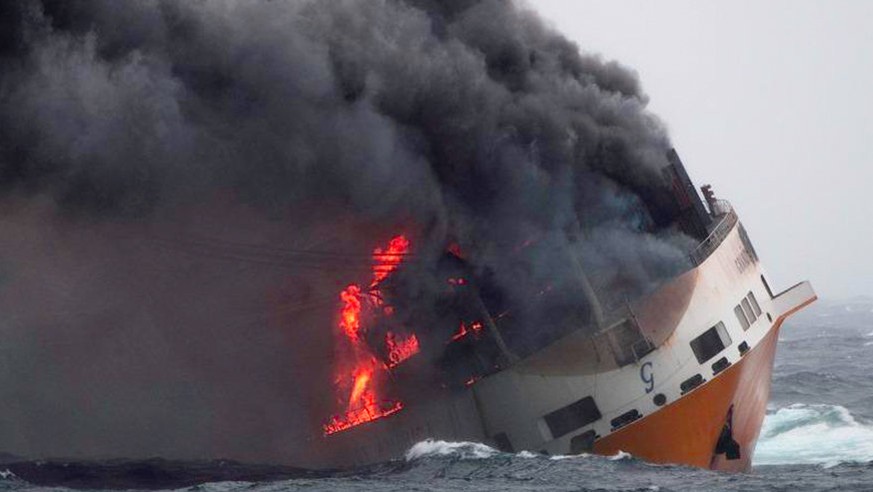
(532, 0, 873, 300)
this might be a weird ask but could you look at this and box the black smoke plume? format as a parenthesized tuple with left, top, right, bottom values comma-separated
(0, 0, 694, 464)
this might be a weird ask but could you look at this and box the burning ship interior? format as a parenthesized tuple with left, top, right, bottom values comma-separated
(321, 148, 741, 440)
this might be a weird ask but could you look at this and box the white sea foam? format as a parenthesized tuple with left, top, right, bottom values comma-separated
(404, 439, 499, 461)
(0, 470, 16, 480)
(404, 439, 596, 462)
(609, 451, 633, 461)
(548, 453, 586, 461)
(754, 404, 873, 467)
(515, 450, 539, 459)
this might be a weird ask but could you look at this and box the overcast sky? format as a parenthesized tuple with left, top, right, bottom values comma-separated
(532, 0, 873, 300)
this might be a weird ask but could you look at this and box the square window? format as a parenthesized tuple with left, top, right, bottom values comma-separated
(543, 397, 602, 439)
(690, 322, 732, 364)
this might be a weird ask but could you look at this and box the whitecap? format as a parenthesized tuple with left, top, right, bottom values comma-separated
(609, 450, 633, 461)
(549, 453, 588, 461)
(404, 439, 499, 461)
(515, 450, 539, 459)
(754, 404, 873, 467)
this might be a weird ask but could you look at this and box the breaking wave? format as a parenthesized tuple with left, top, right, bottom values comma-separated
(404, 439, 638, 464)
(754, 404, 873, 467)
(404, 440, 501, 461)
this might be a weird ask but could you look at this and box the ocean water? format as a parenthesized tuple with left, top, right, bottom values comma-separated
(3, 297, 873, 491)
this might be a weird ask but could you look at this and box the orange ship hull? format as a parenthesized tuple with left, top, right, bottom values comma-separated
(594, 317, 784, 472)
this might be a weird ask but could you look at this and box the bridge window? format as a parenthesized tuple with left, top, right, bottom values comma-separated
(543, 396, 602, 439)
(734, 305, 750, 330)
(741, 298, 755, 325)
(690, 322, 732, 364)
(747, 291, 762, 317)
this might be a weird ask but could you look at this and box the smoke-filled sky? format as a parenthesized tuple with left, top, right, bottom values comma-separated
(0, 0, 701, 464)
(4, 0, 862, 466)
(534, 0, 873, 300)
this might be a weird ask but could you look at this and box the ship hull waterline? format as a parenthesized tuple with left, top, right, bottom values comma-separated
(594, 299, 814, 472)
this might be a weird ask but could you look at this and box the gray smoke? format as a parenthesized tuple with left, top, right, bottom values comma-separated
(0, 0, 694, 464)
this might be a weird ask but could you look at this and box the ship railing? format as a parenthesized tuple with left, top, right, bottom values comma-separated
(688, 200, 738, 266)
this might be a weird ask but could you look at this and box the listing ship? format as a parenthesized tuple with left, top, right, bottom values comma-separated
(316, 149, 816, 473)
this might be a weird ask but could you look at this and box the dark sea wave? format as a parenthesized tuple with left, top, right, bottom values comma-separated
(3, 298, 873, 491)
(4, 442, 873, 492)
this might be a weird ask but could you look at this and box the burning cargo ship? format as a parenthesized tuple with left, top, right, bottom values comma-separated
(318, 149, 815, 473)
(0, 0, 817, 471)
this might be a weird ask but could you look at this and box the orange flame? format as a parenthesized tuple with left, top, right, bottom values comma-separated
(339, 285, 362, 341)
(386, 332, 420, 368)
(449, 320, 484, 343)
(322, 394, 404, 436)
(323, 235, 420, 436)
(371, 235, 410, 286)
(348, 362, 374, 406)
